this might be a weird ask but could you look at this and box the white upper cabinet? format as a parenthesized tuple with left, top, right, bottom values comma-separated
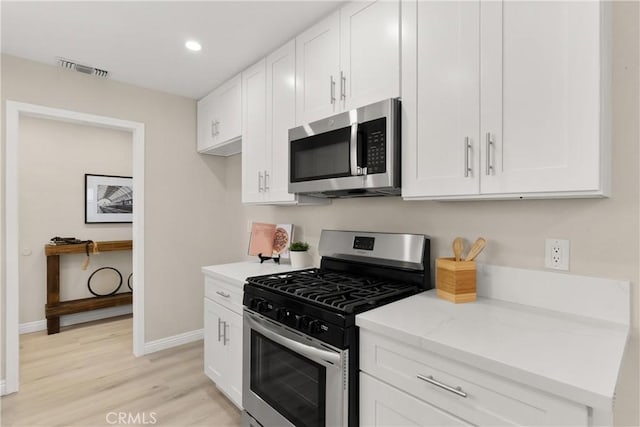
(402, 0, 611, 200)
(266, 40, 298, 203)
(295, 11, 341, 125)
(296, 0, 400, 126)
(340, 0, 400, 112)
(197, 74, 242, 156)
(242, 40, 329, 206)
(402, 1, 481, 198)
(242, 59, 267, 204)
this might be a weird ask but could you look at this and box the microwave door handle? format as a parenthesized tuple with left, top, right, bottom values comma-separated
(246, 312, 341, 369)
(350, 123, 360, 176)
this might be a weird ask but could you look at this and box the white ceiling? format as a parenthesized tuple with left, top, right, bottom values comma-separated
(1, 1, 342, 99)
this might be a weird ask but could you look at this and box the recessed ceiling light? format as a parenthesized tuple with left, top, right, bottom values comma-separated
(185, 40, 202, 52)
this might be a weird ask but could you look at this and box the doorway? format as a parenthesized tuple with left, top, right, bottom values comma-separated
(4, 101, 145, 394)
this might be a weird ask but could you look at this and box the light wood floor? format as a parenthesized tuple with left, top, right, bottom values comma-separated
(1, 316, 242, 427)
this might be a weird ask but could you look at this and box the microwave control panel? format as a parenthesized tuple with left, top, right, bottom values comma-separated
(363, 118, 386, 174)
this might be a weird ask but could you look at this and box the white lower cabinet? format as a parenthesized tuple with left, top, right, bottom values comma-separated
(359, 330, 589, 426)
(204, 297, 243, 409)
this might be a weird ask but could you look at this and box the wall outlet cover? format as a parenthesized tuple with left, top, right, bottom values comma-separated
(545, 238, 570, 271)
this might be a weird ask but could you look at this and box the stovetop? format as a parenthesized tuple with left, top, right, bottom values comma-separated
(246, 268, 420, 315)
(243, 230, 431, 348)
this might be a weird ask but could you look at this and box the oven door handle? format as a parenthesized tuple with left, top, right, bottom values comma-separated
(246, 313, 341, 369)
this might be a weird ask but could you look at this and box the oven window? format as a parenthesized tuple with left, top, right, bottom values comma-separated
(251, 330, 326, 427)
(290, 126, 351, 182)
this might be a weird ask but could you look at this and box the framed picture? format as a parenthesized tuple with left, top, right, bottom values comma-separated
(85, 174, 133, 224)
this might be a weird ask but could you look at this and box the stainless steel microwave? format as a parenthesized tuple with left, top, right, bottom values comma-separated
(288, 98, 400, 198)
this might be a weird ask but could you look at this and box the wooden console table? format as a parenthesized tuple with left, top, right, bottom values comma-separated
(45, 240, 133, 334)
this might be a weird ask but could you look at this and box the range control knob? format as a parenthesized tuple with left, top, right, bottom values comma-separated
(308, 320, 324, 335)
(276, 307, 289, 322)
(297, 315, 312, 330)
(256, 300, 271, 313)
(249, 298, 264, 311)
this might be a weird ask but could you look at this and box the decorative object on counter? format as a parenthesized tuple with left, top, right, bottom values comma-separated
(289, 241, 310, 269)
(87, 267, 123, 297)
(248, 222, 294, 263)
(273, 224, 293, 258)
(127, 272, 133, 291)
(464, 237, 486, 261)
(85, 174, 133, 224)
(436, 237, 487, 303)
(452, 237, 464, 262)
(258, 253, 280, 264)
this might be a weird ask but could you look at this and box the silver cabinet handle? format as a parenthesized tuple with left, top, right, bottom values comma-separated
(216, 121, 220, 136)
(217, 318, 224, 342)
(211, 120, 216, 137)
(223, 322, 228, 346)
(485, 132, 493, 175)
(464, 137, 472, 177)
(258, 171, 263, 192)
(330, 75, 336, 104)
(216, 290, 230, 298)
(264, 170, 269, 191)
(417, 374, 467, 398)
(340, 71, 346, 100)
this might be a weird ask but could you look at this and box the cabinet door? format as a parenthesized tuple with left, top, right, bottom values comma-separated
(204, 298, 226, 386)
(295, 11, 340, 125)
(480, 1, 604, 195)
(402, 0, 480, 199)
(266, 40, 297, 204)
(242, 60, 267, 204)
(216, 74, 242, 145)
(340, 0, 400, 112)
(197, 91, 218, 153)
(360, 373, 472, 427)
(224, 309, 243, 409)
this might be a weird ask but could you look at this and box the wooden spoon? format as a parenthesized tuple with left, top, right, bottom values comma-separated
(464, 237, 486, 261)
(452, 237, 464, 262)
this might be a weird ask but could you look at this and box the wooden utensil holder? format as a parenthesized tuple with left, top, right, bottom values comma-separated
(436, 257, 476, 303)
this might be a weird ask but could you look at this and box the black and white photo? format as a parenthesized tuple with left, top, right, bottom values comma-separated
(85, 174, 133, 223)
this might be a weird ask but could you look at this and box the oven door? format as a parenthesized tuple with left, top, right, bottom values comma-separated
(243, 310, 348, 427)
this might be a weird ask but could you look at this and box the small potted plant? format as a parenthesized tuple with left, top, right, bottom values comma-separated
(289, 241, 310, 269)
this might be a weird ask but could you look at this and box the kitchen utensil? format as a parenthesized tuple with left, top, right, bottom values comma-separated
(464, 238, 486, 261)
(452, 237, 464, 262)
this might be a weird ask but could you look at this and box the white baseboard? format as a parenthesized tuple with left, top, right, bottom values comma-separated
(144, 329, 203, 355)
(19, 305, 133, 334)
(1, 380, 6, 396)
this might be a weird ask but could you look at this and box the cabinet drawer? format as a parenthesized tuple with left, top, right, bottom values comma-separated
(360, 331, 588, 426)
(361, 372, 472, 426)
(204, 275, 243, 314)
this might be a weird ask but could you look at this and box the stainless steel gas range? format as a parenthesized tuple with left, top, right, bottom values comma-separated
(242, 230, 431, 427)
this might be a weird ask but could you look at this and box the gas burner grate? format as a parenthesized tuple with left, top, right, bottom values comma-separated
(247, 268, 419, 314)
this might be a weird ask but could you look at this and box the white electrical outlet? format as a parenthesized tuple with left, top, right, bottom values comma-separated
(545, 238, 570, 271)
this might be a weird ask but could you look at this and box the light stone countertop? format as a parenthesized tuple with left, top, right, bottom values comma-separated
(202, 260, 305, 287)
(356, 288, 629, 412)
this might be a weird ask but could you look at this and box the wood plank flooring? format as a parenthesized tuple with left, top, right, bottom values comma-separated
(1, 316, 242, 426)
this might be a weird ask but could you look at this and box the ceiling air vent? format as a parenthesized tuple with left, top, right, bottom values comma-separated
(57, 57, 109, 78)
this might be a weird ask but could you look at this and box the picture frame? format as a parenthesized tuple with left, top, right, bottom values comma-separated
(85, 174, 133, 224)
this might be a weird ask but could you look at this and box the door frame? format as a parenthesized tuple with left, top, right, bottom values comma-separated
(3, 101, 145, 395)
